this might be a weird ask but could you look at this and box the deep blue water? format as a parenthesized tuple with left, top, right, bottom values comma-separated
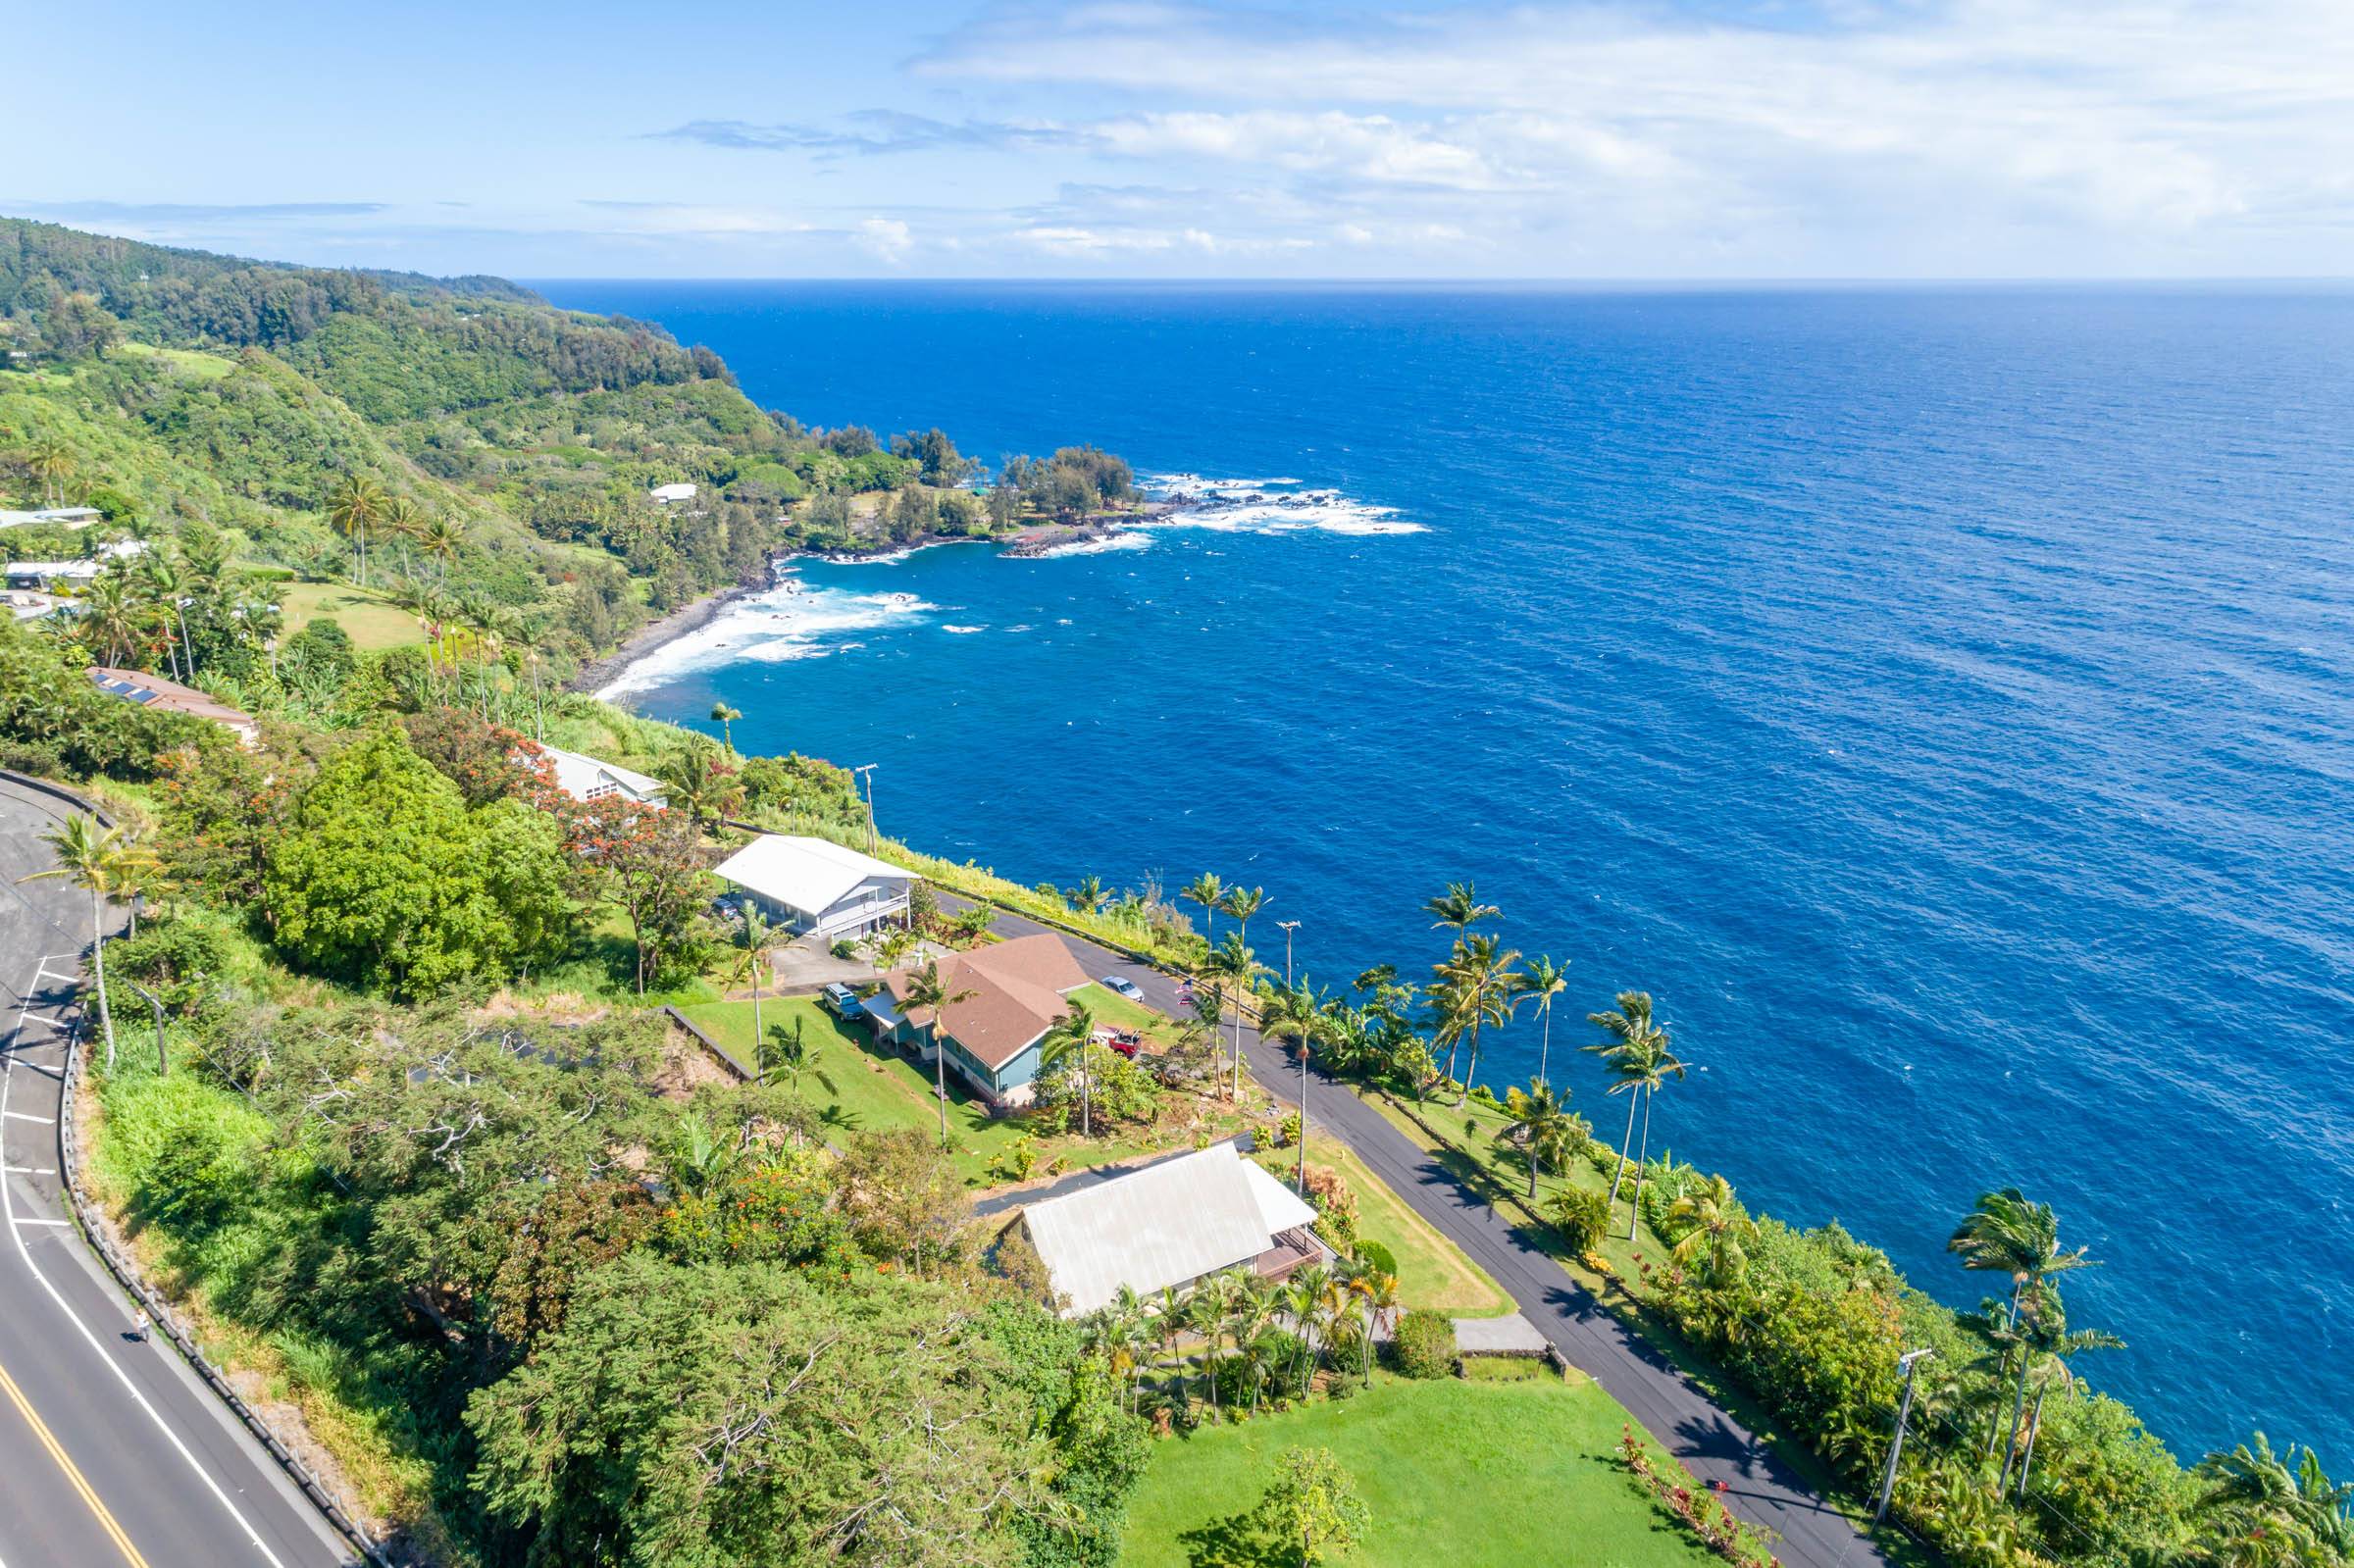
(537, 279, 2354, 1464)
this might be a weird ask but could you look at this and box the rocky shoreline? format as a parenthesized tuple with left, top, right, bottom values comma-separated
(567, 574, 767, 694)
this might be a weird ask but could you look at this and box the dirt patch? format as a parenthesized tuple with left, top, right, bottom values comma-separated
(656, 1021, 739, 1098)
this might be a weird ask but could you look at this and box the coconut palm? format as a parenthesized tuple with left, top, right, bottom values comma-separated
(1040, 1002, 1101, 1138)
(2012, 1313, 2124, 1497)
(1500, 1078, 1588, 1199)
(1949, 1189, 2101, 1474)
(1586, 990, 1676, 1209)
(1182, 872, 1224, 949)
(1260, 979, 1330, 1183)
(759, 1016, 833, 1105)
(326, 472, 388, 585)
(903, 958, 978, 1147)
(417, 511, 463, 583)
(1065, 873, 1107, 916)
(1425, 881, 1499, 944)
(135, 549, 195, 681)
(710, 700, 742, 753)
(77, 570, 143, 666)
(1517, 954, 1570, 1082)
(26, 437, 76, 507)
(661, 740, 742, 832)
(1351, 1270, 1400, 1375)
(1663, 1173, 1755, 1287)
(732, 904, 773, 1049)
(380, 495, 425, 580)
(19, 816, 154, 1069)
(2195, 1433, 2354, 1565)
(1428, 932, 1521, 1104)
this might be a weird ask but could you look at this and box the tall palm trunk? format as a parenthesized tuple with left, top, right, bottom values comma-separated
(1999, 1347, 2032, 1481)
(1455, 1018, 1481, 1108)
(1607, 1090, 1640, 1205)
(1538, 1008, 1553, 1083)
(1627, 1085, 1655, 1239)
(2016, 1386, 2050, 1497)
(934, 1025, 950, 1146)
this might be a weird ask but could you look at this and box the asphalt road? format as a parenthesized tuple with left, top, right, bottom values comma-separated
(952, 894, 1897, 1568)
(0, 773, 355, 1568)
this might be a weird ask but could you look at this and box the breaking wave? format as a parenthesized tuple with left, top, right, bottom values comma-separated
(596, 581, 934, 698)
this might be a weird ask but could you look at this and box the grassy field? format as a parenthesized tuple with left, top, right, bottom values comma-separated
(1251, 1140, 1510, 1317)
(1118, 1375, 1716, 1568)
(272, 581, 426, 650)
(675, 996, 1245, 1185)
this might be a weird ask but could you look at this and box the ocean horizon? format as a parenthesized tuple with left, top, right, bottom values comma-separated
(538, 278, 2354, 1466)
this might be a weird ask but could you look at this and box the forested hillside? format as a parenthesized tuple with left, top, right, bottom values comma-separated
(0, 218, 1139, 664)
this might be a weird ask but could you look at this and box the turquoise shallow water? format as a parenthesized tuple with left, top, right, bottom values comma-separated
(538, 280, 2354, 1462)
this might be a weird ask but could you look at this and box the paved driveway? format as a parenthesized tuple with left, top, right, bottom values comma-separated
(937, 891, 1896, 1568)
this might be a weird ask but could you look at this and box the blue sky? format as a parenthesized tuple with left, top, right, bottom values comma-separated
(12, 0, 2351, 278)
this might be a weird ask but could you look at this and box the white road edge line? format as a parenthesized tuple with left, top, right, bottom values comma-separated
(11, 1217, 70, 1228)
(6, 955, 292, 1567)
(1, 1112, 54, 1125)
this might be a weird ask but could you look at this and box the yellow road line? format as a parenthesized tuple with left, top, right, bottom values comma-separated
(0, 1355, 150, 1567)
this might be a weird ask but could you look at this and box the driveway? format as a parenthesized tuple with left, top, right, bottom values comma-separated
(936, 890, 1895, 1568)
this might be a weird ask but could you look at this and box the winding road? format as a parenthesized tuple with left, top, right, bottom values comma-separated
(0, 773, 354, 1567)
(950, 893, 1898, 1568)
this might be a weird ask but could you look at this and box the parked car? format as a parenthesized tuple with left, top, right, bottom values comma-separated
(1100, 974, 1144, 1001)
(1107, 1029, 1147, 1058)
(819, 983, 864, 1021)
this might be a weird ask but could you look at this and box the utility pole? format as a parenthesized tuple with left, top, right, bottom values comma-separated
(850, 764, 878, 855)
(1276, 919, 1300, 986)
(1874, 1349, 1934, 1525)
(1297, 1029, 1311, 1196)
(127, 981, 168, 1077)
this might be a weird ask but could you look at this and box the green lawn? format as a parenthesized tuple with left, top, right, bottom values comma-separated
(1250, 1141, 1510, 1317)
(1070, 982, 1182, 1044)
(1118, 1375, 1715, 1568)
(674, 997, 1239, 1186)
(271, 581, 427, 650)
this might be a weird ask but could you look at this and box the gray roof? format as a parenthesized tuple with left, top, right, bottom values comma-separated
(1019, 1143, 1317, 1315)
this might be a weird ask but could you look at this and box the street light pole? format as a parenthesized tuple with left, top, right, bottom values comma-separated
(1874, 1348, 1934, 1525)
(1276, 920, 1300, 986)
(850, 764, 879, 855)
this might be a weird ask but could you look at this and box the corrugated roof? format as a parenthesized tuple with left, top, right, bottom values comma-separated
(713, 834, 915, 914)
(1019, 1144, 1319, 1315)
(537, 744, 666, 802)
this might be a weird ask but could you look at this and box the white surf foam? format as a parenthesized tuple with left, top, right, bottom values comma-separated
(1142, 474, 1425, 537)
(1032, 530, 1153, 558)
(597, 581, 936, 698)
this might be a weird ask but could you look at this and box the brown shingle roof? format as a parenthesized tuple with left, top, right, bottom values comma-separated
(884, 934, 1092, 1071)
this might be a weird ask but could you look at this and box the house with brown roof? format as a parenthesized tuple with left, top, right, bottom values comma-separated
(867, 933, 1091, 1107)
(86, 666, 259, 745)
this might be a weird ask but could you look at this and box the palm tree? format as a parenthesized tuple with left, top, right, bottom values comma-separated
(758, 1016, 833, 1103)
(1950, 1189, 2100, 1476)
(1517, 954, 1569, 1082)
(732, 904, 773, 1051)
(1351, 1270, 1400, 1376)
(661, 741, 742, 832)
(1501, 1078, 1588, 1199)
(19, 816, 153, 1069)
(903, 958, 978, 1147)
(1182, 873, 1224, 950)
(380, 495, 426, 580)
(2011, 1305, 2124, 1496)
(1259, 979, 1329, 1187)
(710, 700, 742, 753)
(2195, 1433, 2354, 1565)
(1220, 885, 1266, 952)
(326, 472, 388, 585)
(416, 511, 463, 583)
(26, 437, 77, 507)
(1203, 932, 1264, 1098)
(78, 571, 142, 666)
(1663, 1173, 1754, 1287)
(1425, 880, 1499, 945)
(1431, 932, 1522, 1103)
(136, 549, 195, 682)
(1065, 873, 1107, 916)
(1040, 1002, 1101, 1138)
(1586, 991, 1677, 1210)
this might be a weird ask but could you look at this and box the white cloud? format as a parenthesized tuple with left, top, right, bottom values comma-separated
(856, 217, 914, 264)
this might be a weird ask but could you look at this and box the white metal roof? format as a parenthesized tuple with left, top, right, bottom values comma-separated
(1019, 1143, 1318, 1316)
(538, 744, 666, 803)
(648, 481, 698, 503)
(713, 834, 916, 915)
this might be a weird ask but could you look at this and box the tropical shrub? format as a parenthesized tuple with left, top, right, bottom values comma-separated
(1551, 1187, 1613, 1255)
(1391, 1308, 1456, 1380)
(1356, 1239, 1399, 1277)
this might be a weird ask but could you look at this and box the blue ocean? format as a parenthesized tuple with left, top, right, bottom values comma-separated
(537, 280, 2354, 1463)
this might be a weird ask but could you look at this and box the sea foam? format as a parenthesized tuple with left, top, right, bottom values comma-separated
(597, 581, 934, 698)
(1144, 474, 1425, 537)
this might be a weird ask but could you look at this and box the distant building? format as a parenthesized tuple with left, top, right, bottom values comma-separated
(5, 560, 104, 590)
(867, 934, 1091, 1108)
(1011, 1144, 1326, 1316)
(535, 744, 668, 808)
(647, 481, 698, 506)
(4, 589, 65, 622)
(85, 666, 260, 745)
(0, 506, 103, 529)
(713, 834, 916, 940)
